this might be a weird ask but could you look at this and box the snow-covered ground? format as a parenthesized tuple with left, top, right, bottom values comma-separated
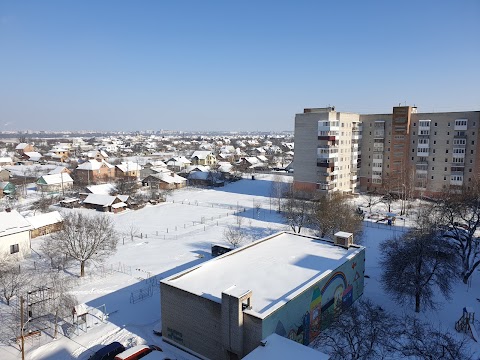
(1, 174, 479, 359)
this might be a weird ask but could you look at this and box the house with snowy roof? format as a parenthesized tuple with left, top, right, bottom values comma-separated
(115, 161, 142, 179)
(141, 172, 187, 190)
(82, 194, 128, 213)
(22, 151, 43, 162)
(15, 143, 34, 156)
(0, 157, 13, 166)
(166, 157, 191, 172)
(0, 209, 32, 259)
(161, 231, 364, 360)
(26, 211, 63, 238)
(75, 159, 115, 184)
(0, 181, 16, 198)
(36, 173, 74, 193)
(191, 151, 217, 166)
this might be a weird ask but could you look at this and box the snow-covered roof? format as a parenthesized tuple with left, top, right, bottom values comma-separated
(83, 194, 117, 206)
(86, 183, 116, 195)
(185, 165, 210, 173)
(77, 159, 113, 170)
(15, 143, 29, 150)
(188, 171, 210, 180)
(37, 173, 74, 185)
(191, 150, 213, 160)
(116, 161, 142, 172)
(24, 151, 43, 161)
(0, 210, 32, 236)
(147, 173, 187, 184)
(162, 232, 364, 318)
(25, 211, 63, 229)
(0, 157, 13, 164)
(47, 166, 69, 175)
(111, 202, 127, 209)
(242, 333, 329, 360)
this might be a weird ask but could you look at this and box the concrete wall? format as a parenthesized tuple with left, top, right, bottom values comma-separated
(0, 230, 31, 259)
(161, 282, 224, 360)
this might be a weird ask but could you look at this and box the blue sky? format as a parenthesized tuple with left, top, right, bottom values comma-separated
(0, 1, 479, 132)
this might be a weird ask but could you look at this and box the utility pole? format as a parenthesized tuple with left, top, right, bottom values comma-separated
(20, 296, 25, 360)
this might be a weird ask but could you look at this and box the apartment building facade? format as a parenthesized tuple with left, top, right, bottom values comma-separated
(293, 106, 480, 197)
(293, 107, 362, 194)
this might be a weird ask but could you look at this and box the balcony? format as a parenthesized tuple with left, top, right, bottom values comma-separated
(317, 160, 336, 168)
(318, 135, 337, 141)
(454, 119, 468, 131)
(317, 182, 335, 191)
(417, 149, 430, 157)
(352, 131, 362, 140)
(450, 177, 463, 186)
(419, 120, 431, 132)
(373, 130, 385, 138)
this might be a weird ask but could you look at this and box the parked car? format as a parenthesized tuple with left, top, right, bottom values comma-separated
(89, 342, 126, 360)
(114, 345, 163, 360)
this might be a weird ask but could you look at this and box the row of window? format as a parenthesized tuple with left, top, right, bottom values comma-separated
(413, 119, 471, 127)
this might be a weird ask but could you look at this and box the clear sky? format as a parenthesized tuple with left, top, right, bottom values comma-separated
(1, 1, 479, 132)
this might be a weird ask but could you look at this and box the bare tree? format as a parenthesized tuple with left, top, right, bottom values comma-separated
(40, 238, 71, 270)
(47, 272, 77, 338)
(314, 299, 399, 360)
(124, 222, 140, 241)
(270, 174, 288, 213)
(436, 182, 480, 284)
(281, 185, 313, 233)
(223, 226, 245, 249)
(397, 316, 474, 360)
(46, 212, 119, 277)
(313, 192, 363, 241)
(380, 222, 459, 312)
(363, 190, 381, 214)
(0, 264, 30, 305)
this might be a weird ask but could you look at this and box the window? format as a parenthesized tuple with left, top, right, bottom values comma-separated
(448, 122, 450, 127)
(446, 149, 449, 153)
(432, 167, 434, 170)
(10, 244, 19, 254)
(431, 176, 434, 180)
(435, 122, 438, 126)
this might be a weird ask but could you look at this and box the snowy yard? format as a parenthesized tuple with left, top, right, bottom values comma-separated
(1, 174, 480, 359)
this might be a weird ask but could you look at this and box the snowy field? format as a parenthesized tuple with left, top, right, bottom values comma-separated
(1, 174, 480, 359)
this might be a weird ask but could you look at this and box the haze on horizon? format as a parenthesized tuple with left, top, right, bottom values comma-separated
(1, 1, 479, 133)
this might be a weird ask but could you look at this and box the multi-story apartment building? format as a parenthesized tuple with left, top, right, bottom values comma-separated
(293, 107, 362, 194)
(293, 106, 480, 197)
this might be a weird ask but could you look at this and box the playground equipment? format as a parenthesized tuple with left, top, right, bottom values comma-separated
(455, 307, 478, 342)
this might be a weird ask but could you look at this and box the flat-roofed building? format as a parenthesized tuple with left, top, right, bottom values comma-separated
(161, 231, 365, 360)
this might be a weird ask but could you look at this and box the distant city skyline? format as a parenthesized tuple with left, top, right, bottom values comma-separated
(1, 1, 479, 132)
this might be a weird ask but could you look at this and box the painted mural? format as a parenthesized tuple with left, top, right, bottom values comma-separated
(263, 248, 365, 345)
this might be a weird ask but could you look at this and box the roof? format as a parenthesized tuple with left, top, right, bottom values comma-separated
(25, 211, 63, 229)
(83, 194, 117, 206)
(116, 161, 142, 172)
(77, 159, 113, 170)
(86, 183, 116, 195)
(162, 232, 364, 318)
(24, 151, 42, 161)
(191, 150, 213, 160)
(111, 202, 127, 209)
(47, 166, 69, 175)
(15, 143, 29, 150)
(37, 173, 74, 185)
(242, 333, 329, 360)
(0, 157, 13, 164)
(146, 173, 187, 184)
(0, 210, 32, 236)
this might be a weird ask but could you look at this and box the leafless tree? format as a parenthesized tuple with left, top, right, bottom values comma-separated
(40, 238, 71, 270)
(313, 299, 399, 360)
(123, 222, 140, 241)
(435, 181, 480, 284)
(0, 264, 30, 306)
(281, 186, 313, 233)
(313, 192, 363, 241)
(396, 316, 474, 360)
(30, 191, 53, 214)
(223, 226, 245, 249)
(363, 190, 381, 214)
(46, 212, 119, 277)
(46, 272, 77, 338)
(270, 174, 288, 213)
(380, 214, 459, 312)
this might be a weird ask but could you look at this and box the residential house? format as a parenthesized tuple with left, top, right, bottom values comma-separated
(86, 150, 109, 161)
(191, 151, 217, 166)
(166, 156, 191, 172)
(115, 161, 142, 179)
(26, 211, 63, 238)
(188, 171, 224, 187)
(0, 167, 11, 181)
(82, 194, 128, 213)
(15, 143, 34, 156)
(47, 166, 71, 175)
(0, 181, 16, 197)
(142, 172, 187, 190)
(75, 160, 115, 184)
(0, 209, 32, 259)
(23, 151, 43, 162)
(36, 173, 74, 193)
(0, 157, 13, 166)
